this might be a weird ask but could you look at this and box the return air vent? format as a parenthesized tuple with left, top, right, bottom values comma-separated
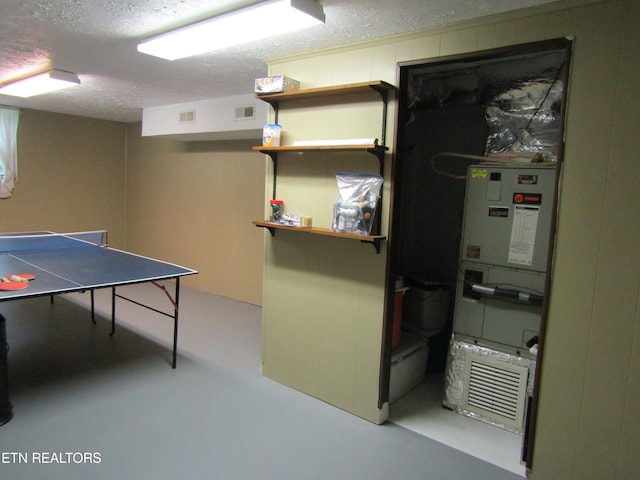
(235, 104, 255, 120)
(462, 352, 528, 431)
(179, 110, 196, 123)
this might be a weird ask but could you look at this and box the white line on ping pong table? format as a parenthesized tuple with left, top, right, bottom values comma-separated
(4, 254, 87, 288)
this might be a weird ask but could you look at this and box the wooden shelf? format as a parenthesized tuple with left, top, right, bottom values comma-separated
(255, 80, 395, 108)
(253, 221, 386, 253)
(253, 80, 395, 253)
(251, 142, 388, 161)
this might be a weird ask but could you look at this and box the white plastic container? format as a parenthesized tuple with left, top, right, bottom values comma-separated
(262, 124, 282, 146)
(389, 333, 429, 402)
(404, 284, 450, 337)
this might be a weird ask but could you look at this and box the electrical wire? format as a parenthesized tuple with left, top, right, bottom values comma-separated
(429, 62, 565, 179)
(429, 151, 556, 180)
(509, 62, 565, 152)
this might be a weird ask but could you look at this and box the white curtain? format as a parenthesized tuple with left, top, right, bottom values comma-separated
(0, 107, 20, 199)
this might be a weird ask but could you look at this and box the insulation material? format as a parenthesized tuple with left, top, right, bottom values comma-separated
(443, 339, 536, 433)
(485, 79, 563, 162)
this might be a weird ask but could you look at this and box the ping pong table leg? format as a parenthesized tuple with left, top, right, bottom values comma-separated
(107, 281, 180, 368)
(171, 277, 180, 369)
(90, 290, 96, 324)
(110, 287, 116, 336)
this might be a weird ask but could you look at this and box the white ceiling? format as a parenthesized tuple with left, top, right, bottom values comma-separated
(0, 0, 556, 123)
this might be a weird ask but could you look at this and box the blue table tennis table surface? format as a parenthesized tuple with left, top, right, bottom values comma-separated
(0, 230, 197, 300)
(0, 231, 199, 425)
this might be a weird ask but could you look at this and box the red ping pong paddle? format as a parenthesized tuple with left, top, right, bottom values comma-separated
(0, 281, 29, 290)
(2, 274, 35, 282)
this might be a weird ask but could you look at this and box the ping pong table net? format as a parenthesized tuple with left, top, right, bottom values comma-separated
(0, 230, 107, 253)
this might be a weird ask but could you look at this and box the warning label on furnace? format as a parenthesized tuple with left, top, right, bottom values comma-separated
(508, 205, 540, 266)
(466, 244, 481, 259)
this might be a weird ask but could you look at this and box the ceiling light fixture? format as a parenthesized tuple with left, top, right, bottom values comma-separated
(137, 0, 325, 61)
(0, 69, 81, 98)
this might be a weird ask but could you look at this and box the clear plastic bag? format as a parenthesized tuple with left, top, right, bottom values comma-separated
(331, 172, 383, 235)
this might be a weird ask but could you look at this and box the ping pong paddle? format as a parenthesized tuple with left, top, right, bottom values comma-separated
(0, 281, 28, 290)
(2, 274, 35, 282)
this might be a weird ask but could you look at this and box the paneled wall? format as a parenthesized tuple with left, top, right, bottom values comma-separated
(260, 1, 640, 478)
(1, 109, 126, 247)
(2, 111, 265, 306)
(124, 124, 265, 306)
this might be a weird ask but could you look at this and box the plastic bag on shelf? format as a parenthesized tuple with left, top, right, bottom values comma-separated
(331, 172, 383, 235)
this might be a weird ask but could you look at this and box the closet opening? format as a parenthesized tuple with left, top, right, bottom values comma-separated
(384, 38, 572, 476)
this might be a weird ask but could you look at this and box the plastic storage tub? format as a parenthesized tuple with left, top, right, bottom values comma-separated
(403, 281, 451, 337)
(389, 332, 429, 402)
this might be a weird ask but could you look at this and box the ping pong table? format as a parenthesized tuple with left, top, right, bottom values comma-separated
(0, 230, 198, 425)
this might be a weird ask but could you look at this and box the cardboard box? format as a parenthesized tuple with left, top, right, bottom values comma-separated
(280, 213, 312, 227)
(255, 75, 300, 94)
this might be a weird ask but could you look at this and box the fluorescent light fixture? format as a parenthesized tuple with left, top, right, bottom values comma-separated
(137, 0, 325, 60)
(0, 69, 81, 98)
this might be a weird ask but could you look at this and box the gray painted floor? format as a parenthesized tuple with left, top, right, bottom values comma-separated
(391, 373, 527, 476)
(0, 284, 522, 480)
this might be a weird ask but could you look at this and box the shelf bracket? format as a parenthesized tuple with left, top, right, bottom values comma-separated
(367, 146, 386, 170)
(256, 224, 276, 237)
(361, 238, 383, 254)
(268, 152, 278, 200)
(368, 85, 389, 147)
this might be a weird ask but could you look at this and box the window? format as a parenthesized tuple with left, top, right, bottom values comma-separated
(0, 106, 20, 198)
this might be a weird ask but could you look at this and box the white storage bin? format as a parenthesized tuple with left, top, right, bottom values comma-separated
(389, 333, 429, 403)
(404, 284, 450, 337)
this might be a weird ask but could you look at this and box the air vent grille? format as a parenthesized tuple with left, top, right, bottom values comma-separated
(235, 104, 255, 120)
(462, 353, 528, 430)
(179, 110, 196, 123)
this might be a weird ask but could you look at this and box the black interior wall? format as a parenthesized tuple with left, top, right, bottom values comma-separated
(397, 105, 488, 285)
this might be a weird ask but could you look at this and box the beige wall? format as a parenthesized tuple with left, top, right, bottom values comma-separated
(4, 1, 638, 476)
(258, 81, 394, 423)
(1, 110, 265, 306)
(1, 109, 126, 247)
(124, 124, 265, 306)
(536, 1, 640, 478)
(260, 0, 640, 478)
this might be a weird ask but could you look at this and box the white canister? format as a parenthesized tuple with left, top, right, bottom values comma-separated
(262, 124, 282, 146)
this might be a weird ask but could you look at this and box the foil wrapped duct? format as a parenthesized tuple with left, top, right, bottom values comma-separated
(443, 339, 536, 433)
(485, 79, 563, 162)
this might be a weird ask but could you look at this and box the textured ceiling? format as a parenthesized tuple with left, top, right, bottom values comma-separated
(0, 0, 557, 122)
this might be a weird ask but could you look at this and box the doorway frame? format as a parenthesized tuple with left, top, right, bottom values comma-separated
(381, 37, 573, 470)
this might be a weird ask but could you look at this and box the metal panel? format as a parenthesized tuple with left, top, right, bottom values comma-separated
(453, 262, 545, 357)
(459, 165, 557, 273)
